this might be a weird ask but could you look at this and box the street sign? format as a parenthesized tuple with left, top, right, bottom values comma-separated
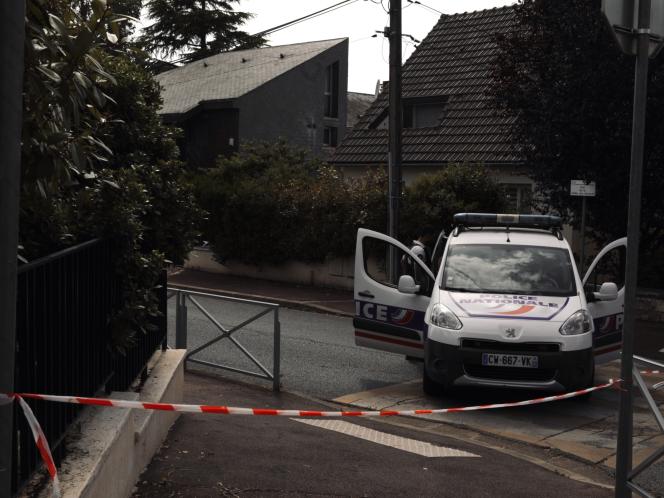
(570, 180, 596, 197)
(602, 0, 664, 57)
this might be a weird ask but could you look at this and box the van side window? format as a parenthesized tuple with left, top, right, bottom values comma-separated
(585, 246, 626, 292)
(363, 238, 433, 295)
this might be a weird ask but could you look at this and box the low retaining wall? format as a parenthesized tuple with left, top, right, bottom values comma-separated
(184, 247, 354, 291)
(24, 349, 186, 498)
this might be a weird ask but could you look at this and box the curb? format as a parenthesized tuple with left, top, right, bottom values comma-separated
(167, 282, 354, 318)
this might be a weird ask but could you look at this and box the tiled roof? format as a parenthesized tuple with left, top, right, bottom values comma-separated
(156, 38, 346, 116)
(346, 92, 375, 129)
(332, 7, 521, 166)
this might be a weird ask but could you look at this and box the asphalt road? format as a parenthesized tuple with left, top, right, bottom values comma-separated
(167, 295, 421, 399)
(133, 372, 611, 498)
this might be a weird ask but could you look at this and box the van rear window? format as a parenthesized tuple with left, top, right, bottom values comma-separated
(442, 244, 576, 297)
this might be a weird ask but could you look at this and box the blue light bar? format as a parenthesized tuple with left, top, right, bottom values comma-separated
(453, 213, 562, 229)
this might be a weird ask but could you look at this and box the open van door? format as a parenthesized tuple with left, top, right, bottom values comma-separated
(354, 229, 435, 358)
(430, 229, 448, 275)
(583, 237, 627, 361)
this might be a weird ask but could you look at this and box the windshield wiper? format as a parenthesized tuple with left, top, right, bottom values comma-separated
(443, 286, 483, 293)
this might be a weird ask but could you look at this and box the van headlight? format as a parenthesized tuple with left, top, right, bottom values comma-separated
(429, 303, 462, 330)
(559, 310, 594, 335)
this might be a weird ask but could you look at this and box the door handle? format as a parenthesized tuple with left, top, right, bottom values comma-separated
(358, 291, 375, 299)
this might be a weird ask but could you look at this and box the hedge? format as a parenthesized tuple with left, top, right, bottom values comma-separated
(194, 141, 506, 265)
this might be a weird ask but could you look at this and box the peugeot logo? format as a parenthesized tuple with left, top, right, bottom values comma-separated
(505, 328, 517, 338)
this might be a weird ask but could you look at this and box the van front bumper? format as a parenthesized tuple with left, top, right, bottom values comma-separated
(424, 338, 594, 391)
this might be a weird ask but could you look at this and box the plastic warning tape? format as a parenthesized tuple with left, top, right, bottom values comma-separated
(0, 393, 61, 498)
(10, 379, 619, 417)
(3, 372, 662, 498)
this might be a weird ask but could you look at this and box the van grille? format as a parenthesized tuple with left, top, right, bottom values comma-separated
(464, 364, 557, 382)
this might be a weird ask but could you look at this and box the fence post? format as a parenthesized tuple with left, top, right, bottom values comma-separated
(273, 307, 281, 392)
(175, 291, 187, 350)
(0, 1, 26, 495)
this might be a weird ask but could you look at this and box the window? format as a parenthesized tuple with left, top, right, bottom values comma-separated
(363, 238, 433, 295)
(323, 126, 338, 147)
(369, 97, 448, 129)
(503, 183, 533, 214)
(324, 62, 339, 118)
(584, 246, 626, 293)
(404, 97, 448, 129)
(442, 244, 577, 297)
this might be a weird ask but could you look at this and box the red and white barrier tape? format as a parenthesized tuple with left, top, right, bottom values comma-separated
(4, 370, 663, 497)
(0, 394, 61, 498)
(14, 379, 618, 416)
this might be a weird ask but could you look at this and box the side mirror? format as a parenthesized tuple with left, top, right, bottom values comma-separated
(398, 275, 420, 294)
(593, 282, 618, 302)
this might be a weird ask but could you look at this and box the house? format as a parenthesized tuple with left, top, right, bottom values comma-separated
(156, 38, 349, 168)
(346, 91, 375, 131)
(331, 7, 532, 213)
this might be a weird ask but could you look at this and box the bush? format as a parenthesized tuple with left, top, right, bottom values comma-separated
(194, 141, 386, 264)
(401, 164, 507, 241)
(195, 144, 508, 267)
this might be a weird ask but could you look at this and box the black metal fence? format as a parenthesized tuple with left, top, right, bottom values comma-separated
(11, 239, 167, 494)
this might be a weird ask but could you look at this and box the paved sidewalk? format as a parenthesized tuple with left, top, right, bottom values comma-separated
(169, 269, 355, 316)
(132, 372, 611, 498)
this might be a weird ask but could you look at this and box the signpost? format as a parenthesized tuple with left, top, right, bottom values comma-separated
(570, 180, 596, 274)
(601, 1, 664, 496)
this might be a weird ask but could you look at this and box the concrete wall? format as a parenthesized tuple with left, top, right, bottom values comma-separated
(237, 39, 349, 158)
(185, 247, 354, 291)
(25, 350, 186, 498)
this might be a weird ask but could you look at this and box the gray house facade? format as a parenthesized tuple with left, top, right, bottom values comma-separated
(156, 38, 349, 168)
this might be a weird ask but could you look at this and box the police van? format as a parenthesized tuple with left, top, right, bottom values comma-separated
(353, 213, 626, 394)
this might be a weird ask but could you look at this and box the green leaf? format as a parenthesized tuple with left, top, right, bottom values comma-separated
(48, 14, 71, 45)
(92, 0, 108, 18)
(36, 65, 62, 83)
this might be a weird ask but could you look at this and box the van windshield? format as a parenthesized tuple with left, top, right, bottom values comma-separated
(441, 244, 576, 297)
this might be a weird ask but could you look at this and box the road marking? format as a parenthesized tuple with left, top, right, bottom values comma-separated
(293, 419, 479, 458)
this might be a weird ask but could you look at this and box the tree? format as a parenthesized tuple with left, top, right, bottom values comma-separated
(140, 0, 265, 63)
(21, 0, 203, 348)
(493, 0, 664, 282)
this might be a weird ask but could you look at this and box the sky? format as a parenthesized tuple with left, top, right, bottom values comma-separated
(238, 0, 517, 93)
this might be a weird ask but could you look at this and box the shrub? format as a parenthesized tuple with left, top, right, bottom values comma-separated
(196, 145, 508, 267)
(194, 141, 386, 265)
(401, 164, 507, 241)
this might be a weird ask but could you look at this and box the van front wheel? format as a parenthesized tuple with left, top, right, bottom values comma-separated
(423, 367, 445, 396)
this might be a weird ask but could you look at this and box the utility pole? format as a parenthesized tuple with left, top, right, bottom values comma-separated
(387, 0, 403, 279)
(615, 0, 651, 495)
(0, 1, 26, 496)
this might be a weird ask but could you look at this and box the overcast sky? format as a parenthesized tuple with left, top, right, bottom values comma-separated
(238, 0, 517, 93)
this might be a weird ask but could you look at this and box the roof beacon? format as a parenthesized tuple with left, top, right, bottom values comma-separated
(453, 213, 562, 230)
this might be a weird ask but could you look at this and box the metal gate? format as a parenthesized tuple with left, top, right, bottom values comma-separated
(168, 288, 281, 391)
(622, 355, 664, 497)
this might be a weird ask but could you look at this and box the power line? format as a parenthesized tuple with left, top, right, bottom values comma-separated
(251, 0, 359, 38)
(406, 0, 442, 15)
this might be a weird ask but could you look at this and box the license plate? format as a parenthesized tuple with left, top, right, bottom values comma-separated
(482, 353, 538, 368)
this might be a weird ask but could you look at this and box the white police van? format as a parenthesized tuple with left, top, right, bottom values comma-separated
(354, 213, 626, 394)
